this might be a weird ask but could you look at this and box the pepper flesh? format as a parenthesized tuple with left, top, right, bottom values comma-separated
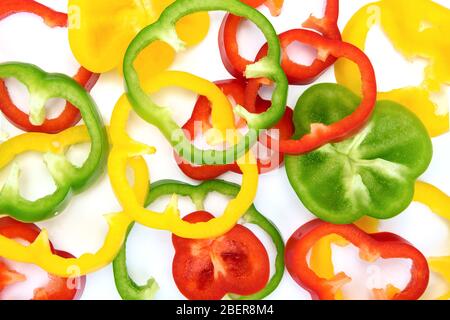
(175, 79, 294, 180)
(0, 63, 108, 222)
(286, 219, 430, 300)
(68, 0, 209, 82)
(219, 0, 341, 84)
(109, 71, 259, 239)
(334, 0, 450, 137)
(247, 33, 376, 155)
(123, 0, 288, 163)
(115, 179, 284, 300)
(0, 0, 99, 133)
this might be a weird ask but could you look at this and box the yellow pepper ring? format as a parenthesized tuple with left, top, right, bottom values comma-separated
(109, 71, 259, 239)
(334, 0, 450, 137)
(0, 127, 150, 277)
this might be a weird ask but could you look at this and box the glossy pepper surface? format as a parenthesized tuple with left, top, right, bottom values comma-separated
(0, 63, 108, 222)
(334, 0, 450, 137)
(0, 0, 99, 133)
(286, 219, 430, 300)
(68, 0, 209, 82)
(123, 0, 288, 166)
(285, 83, 432, 224)
(113, 179, 284, 300)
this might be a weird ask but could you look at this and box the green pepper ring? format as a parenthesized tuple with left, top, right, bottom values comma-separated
(113, 179, 285, 300)
(123, 0, 288, 165)
(0, 62, 108, 222)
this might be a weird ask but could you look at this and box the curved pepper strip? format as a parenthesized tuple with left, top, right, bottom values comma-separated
(0, 127, 149, 277)
(0, 0, 99, 133)
(68, 0, 209, 82)
(413, 182, 450, 300)
(111, 179, 284, 300)
(109, 71, 259, 239)
(286, 219, 430, 300)
(220, 0, 341, 85)
(0, 63, 108, 222)
(334, 0, 450, 137)
(175, 79, 294, 180)
(123, 0, 288, 162)
(248, 32, 376, 155)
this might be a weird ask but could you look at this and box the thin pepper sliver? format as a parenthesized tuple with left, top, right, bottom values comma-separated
(0, 0, 99, 133)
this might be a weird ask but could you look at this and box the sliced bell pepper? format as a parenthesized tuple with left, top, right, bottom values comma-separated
(68, 0, 209, 82)
(0, 217, 85, 300)
(414, 182, 450, 300)
(220, 0, 340, 84)
(285, 83, 432, 224)
(175, 79, 294, 180)
(334, 0, 450, 137)
(136, 179, 284, 300)
(286, 219, 430, 300)
(0, 63, 108, 222)
(123, 0, 288, 161)
(109, 71, 259, 239)
(0, 0, 99, 133)
(247, 32, 376, 155)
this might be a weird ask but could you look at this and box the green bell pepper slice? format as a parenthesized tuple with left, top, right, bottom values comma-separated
(285, 83, 433, 224)
(113, 179, 285, 300)
(123, 0, 288, 165)
(0, 62, 108, 222)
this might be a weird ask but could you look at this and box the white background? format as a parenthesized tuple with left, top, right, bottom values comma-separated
(0, 0, 449, 300)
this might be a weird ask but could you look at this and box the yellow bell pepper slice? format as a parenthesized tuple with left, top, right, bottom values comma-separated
(68, 0, 209, 80)
(0, 126, 149, 277)
(334, 0, 450, 137)
(109, 71, 259, 239)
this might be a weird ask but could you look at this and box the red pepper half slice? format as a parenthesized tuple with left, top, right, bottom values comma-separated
(246, 32, 376, 155)
(174, 79, 294, 180)
(285, 219, 429, 300)
(172, 211, 270, 300)
(219, 0, 340, 85)
(0, 0, 99, 133)
(0, 217, 85, 300)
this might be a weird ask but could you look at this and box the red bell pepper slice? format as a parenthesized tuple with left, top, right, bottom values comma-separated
(0, 0, 99, 134)
(172, 211, 270, 300)
(219, 0, 340, 85)
(174, 79, 294, 180)
(285, 219, 430, 300)
(246, 32, 376, 155)
(0, 217, 85, 300)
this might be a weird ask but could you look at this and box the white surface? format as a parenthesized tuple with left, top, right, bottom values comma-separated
(0, 0, 449, 300)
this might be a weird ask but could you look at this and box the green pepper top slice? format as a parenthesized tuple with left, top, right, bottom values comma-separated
(123, 0, 288, 165)
(0, 62, 108, 222)
(113, 179, 285, 300)
(285, 83, 433, 224)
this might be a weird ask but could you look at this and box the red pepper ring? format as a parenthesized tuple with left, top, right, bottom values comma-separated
(247, 32, 377, 155)
(0, 217, 85, 300)
(174, 79, 294, 180)
(219, 0, 340, 84)
(0, 0, 99, 134)
(285, 219, 430, 300)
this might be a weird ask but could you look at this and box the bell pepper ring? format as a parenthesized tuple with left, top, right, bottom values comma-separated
(0, 0, 99, 133)
(0, 130, 151, 277)
(123, 0, 288, 156)
(108, 72, 259, 239)
(174, 78, 294, 180)
(334, 0, 450, 137)
(68, 0, 209, 82)
(0, 217, 85, 300)
(246, 32, 376, 155)
(112, 179, 283, 300)
(286, 219, 430, 300)
(0, 63, 108, 222)
(220, 0, 341, 85)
